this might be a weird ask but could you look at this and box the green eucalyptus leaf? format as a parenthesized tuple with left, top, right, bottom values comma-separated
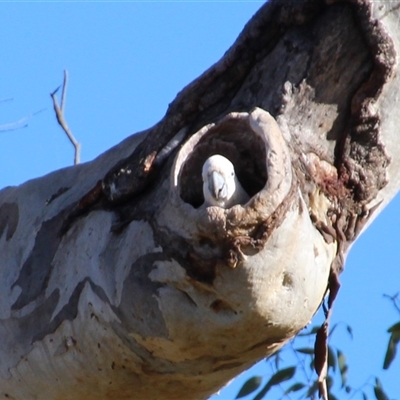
(383, 334, 399, 370)
(235, 376, 262, 399)
(346, 324, 354, 340)
(328, 345, 336, 371)
(305, 380, 319, 397)
(267, 366, 296, 386)
(294, 347, 314, 355)
(283, 382, 305, 394)
(337, 349, 348, 387)
(326, 375, 334, 390)
(252, 366, 297, 400)
(298, 326, 320, 336)
(373, 378, 389, 400)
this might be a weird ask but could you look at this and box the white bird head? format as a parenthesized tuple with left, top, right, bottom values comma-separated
(202, 154, 249, 208)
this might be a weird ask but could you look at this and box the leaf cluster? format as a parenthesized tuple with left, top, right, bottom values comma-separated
(235, 319, 395, 400)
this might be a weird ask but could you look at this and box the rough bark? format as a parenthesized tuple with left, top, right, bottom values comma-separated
(1, 1, 400, 399)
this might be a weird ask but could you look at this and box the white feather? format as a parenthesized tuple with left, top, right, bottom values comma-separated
(202, 154, 249, 208)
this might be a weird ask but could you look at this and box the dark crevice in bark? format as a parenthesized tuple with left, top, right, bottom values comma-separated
(0, 202, 19, 241)
(33, 278, 112, 343)
(45, 186, 70, 205)
(0, 289, 59, 373)
(151, 220, 218, 285)
(112, 253, 169, 340)
(11, 213, 65, 310)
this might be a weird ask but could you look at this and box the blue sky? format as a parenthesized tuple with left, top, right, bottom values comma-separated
(0, 3, 399, 399)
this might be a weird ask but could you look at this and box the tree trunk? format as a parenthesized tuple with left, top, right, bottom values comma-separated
(1, 1, 400, 399)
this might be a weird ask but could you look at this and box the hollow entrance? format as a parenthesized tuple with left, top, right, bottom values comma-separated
(179, 117, 268, 208)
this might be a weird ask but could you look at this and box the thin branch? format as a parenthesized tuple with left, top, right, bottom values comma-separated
(50, 70, 81, 165)
(61, 70, 68, 111)
(383, 292, 400, 314)
(0, 109, 45, 133)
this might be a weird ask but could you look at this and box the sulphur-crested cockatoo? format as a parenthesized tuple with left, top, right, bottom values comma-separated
(202, 154, 249, 208)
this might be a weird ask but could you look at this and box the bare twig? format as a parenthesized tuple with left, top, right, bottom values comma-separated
(0, 109, 45, 133)
(60, 70, 67, 110)
(383, 292, 400, 314)
(51, 70, 81, 165)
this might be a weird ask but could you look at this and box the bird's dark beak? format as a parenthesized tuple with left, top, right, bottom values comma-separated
(209, 171, 227, 200)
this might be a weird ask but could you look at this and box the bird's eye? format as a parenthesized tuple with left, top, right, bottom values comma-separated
(231, 171, 234, 177)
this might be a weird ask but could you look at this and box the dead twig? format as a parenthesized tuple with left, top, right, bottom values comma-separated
(0, 108, 45, 133)
(51, 70, 81, 165)
(383, 292, 400, 314)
